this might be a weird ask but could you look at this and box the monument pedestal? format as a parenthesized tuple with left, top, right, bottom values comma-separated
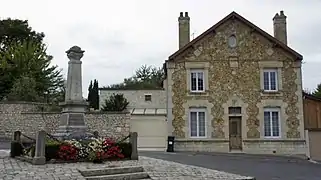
(54, 101, 89, 139)
(53, 46, 94, 140)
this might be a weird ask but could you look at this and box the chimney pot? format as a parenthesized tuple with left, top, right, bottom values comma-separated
(280, 10, 284, 16)
(273, 10, 287, 45)
(178, 12, 190, 49)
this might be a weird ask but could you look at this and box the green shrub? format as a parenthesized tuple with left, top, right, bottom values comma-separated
(45, 140, 62, 161)
(117, 142, 132, 159)
(24, 145, 35, 157)
(101, 93, 129, 111)
(10, 141, 23, 157)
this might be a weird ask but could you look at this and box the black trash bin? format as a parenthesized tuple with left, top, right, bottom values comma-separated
(166, 136, 175, 152)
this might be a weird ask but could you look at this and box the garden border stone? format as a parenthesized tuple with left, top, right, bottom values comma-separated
(13, 130, 139, 165)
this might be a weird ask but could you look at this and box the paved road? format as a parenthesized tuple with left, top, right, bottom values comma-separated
(2, 140, 320, 180)
(139, 151, 321, 180)
(0, 141, 10, 150)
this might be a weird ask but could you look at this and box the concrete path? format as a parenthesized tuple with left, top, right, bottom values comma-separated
(139, 151, 321, 180)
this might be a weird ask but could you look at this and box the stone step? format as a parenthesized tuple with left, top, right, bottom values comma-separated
(84, 172, 150, 180)
(80, 166, 144, 177)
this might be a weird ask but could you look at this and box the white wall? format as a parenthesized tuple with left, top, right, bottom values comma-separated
(99, 89, 166, 109)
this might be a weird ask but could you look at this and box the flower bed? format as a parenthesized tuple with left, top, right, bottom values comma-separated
(22, 137, 132, 163)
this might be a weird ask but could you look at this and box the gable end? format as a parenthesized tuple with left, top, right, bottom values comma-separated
(169, 11, 303, 61)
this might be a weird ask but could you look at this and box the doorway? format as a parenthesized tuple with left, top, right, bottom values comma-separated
(229, 116, 242, 151)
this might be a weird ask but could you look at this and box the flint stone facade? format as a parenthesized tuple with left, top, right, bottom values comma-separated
(0, 102, 130, 140)
(164, 11, 306, 154)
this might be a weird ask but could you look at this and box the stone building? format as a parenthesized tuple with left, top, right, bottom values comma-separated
(163, 11, 306, 154)
(99, 89, 166, 110)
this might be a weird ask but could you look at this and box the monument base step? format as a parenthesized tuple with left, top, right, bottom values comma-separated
(79, 166, 150, 180)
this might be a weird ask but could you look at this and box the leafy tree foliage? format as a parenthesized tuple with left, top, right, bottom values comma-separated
(0, 18, 64, 102)
(87, 80, 93, 106)
(0, 18, 44, 52)
(104, 65, 164, 90)
(93, 79, 99, 109)
(312, 83, 321, 98)
(101, 93, 129, 112)
(87, 79, 99, 109)
(6, 76, 38, 101)
(303, 88, 313, 95)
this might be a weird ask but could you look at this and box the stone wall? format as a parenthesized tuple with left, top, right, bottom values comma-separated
(0, 102, 130, 140)
(174, 139, 306, 155)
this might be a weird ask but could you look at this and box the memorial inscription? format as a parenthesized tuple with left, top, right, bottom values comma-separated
(68, 114, 85, 126)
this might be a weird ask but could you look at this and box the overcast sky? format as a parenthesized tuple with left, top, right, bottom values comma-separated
(2, 0, 321, 96)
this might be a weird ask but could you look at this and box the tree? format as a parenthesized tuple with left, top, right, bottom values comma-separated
(0, 18, 64, 102)
(93, 79, 99, 109)
(6, 76, 38, 101)
(303, 88, 313, 95)
(101, 93, 129, 111)
(312, 83, 321, 98)
(104, 65, 165, 90)
(87, 80, 93, 107)
(0, 40, 64, 102)
(135, 65, 164, 86)
(0, 18, 44, 52)
(87, 79, 99, 109)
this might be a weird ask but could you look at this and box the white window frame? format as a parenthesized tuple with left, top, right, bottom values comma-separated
(263, 69, 278, 92)
(263, 107, 281, 138)
(189, 108, 207, 138)
(190, 69, 205, 92)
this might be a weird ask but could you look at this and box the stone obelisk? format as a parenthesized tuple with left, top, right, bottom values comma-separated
(55, 46, 89, 139)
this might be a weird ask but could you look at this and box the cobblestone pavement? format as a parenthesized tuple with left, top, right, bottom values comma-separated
(0, 150, 253, 180)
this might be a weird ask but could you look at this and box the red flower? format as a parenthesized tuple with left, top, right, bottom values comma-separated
(58, 144, 78, 161)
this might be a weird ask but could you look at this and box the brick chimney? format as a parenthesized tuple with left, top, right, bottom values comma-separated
(273, 10, 287, 45)
(178, 12, 190, 49)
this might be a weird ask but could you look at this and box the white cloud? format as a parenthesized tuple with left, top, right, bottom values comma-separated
(2, 0, 321, 96)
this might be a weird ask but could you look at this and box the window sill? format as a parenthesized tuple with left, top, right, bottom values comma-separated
(175, 138, 229, 142)
(263, 136, 281, 139)
(260, 90, 283, 97)
(228, 113, 242, 116)
(189, 137, 208, 140)
(187, 91, 209, 97)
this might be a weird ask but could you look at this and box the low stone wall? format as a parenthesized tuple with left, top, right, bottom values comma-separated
(0, 102, 130, 140)
(174, 139, 307, 155)
(242, 139, 306, 155)
(174, 139, 229, 152)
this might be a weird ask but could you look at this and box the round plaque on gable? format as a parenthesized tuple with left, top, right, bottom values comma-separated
(228, 35, 237, 48)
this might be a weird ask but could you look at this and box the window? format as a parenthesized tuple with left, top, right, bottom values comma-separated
(264, 108, 281, 138)
(190, 70, 205, 92)
(263, 69, 278, 91)
(189, 108, 206, 137)
(228, 107, 241, 114)
(144, 94, 152, 101)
